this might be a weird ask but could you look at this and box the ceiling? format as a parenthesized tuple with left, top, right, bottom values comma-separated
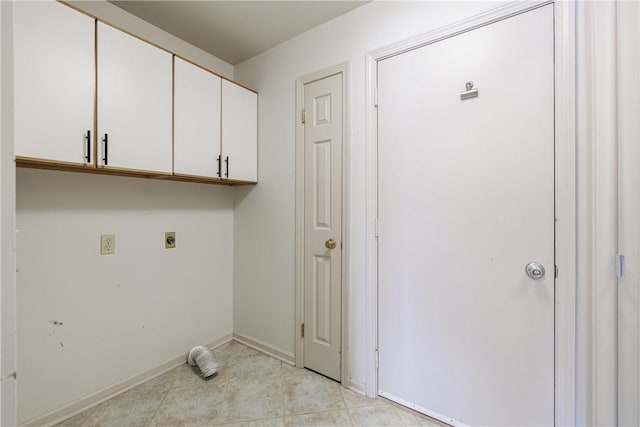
(109, 1, 369, 65)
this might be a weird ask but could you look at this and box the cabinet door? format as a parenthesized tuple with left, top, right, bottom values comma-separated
(14, 1, 95, 165)
(221, 80, 257, 182)
(97, 23, 172, 173)
(174, 58, 221, 178)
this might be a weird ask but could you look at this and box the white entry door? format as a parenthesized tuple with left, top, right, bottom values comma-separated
(377, 5, 554, 426)
(303, 73, 343, 381)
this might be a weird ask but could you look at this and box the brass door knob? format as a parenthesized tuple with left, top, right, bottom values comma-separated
(325, 238, 337, 250)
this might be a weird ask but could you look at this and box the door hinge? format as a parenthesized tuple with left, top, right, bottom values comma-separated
(617, 254, 625, 278)
(301, 323, 305, 338)
(374, 87, 379, 108)
(554, 265, 558, 278)
(375, 218, 379, 238)
(375, 349, 379, 369)
(301, 108, 306, 124)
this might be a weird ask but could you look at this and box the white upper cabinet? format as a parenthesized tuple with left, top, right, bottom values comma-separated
(14, 1, 95, 164)
(174, 58, 222, 178)
(97, 23, 173, 173)
(14, 3, 257, 185)
(221, 80, 258, 182)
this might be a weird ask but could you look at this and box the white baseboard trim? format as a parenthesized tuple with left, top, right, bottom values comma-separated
(22, 334, 233, 427)
(379, 391, 468, 427)
(347, 379, 366, 395)
(232, 332, 295, 365)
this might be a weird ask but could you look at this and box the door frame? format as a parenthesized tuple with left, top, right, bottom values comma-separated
(617, 1, 638, 424)
(295, 62, 350, 386)
(1, 1, 18, 425)
(365, 1, 576, 425)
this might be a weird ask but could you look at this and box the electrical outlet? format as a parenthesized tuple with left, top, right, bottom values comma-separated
(165, 232, 176, 249)
(101, 234, 115, 255)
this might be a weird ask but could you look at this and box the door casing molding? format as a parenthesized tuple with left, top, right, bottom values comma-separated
(617, 1, 640, 424)
(364, 1, 576, 425)
(295, 62, 350, 387)
(579, 1, 618, 424)
(1, 1, 18, 425)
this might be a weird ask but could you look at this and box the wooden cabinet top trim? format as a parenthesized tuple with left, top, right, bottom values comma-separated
(16, 157, 257, 186)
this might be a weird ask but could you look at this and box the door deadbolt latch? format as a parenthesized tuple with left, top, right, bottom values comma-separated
(525, 262, 545, 280)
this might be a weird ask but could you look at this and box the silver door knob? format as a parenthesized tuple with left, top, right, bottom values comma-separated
(525, 262, 545, 280)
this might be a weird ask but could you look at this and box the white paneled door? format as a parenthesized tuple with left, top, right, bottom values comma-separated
(377, 5, 554, 426)
(303, 73, 342, 381)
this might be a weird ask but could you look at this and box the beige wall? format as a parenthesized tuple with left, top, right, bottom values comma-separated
(17, 170, 234, 423)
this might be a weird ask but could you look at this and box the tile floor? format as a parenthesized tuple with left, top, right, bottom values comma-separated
(55, 341, 444, 427)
